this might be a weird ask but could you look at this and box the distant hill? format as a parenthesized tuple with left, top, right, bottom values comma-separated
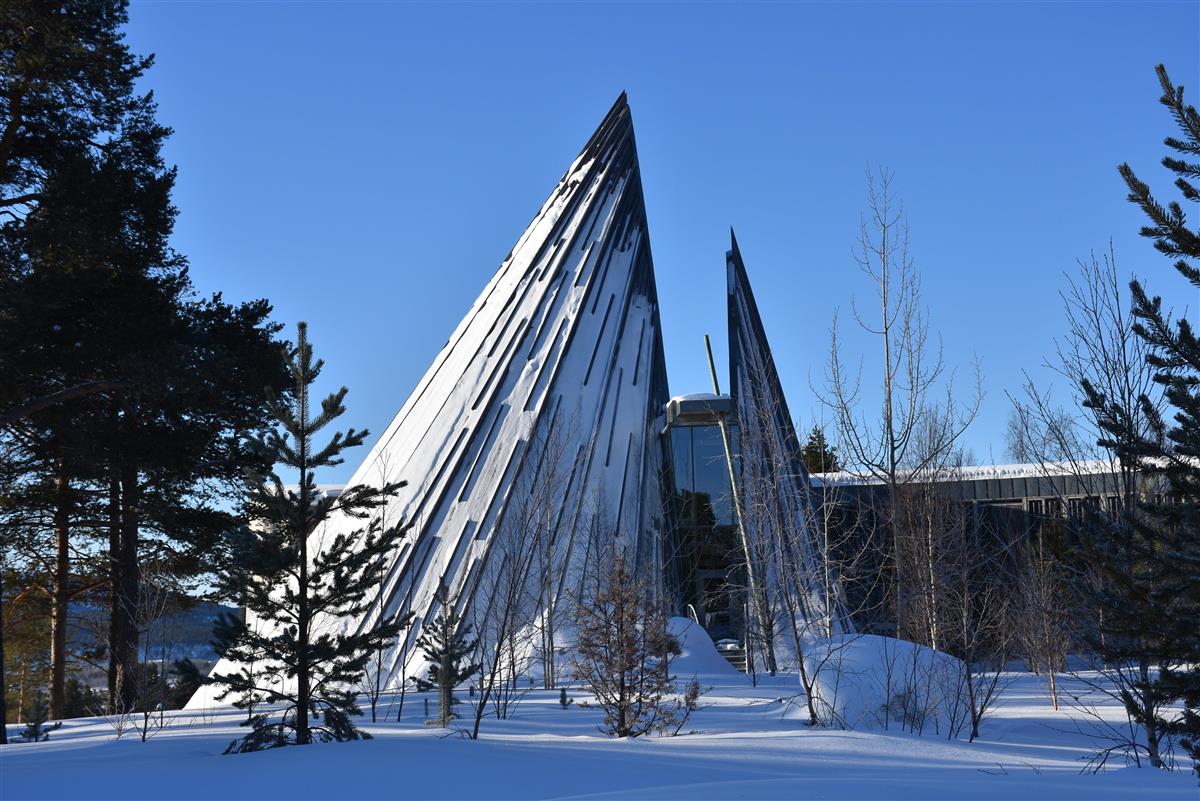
(68, 600, 239, 666)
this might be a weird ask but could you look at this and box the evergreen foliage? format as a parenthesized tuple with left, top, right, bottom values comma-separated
(207, 322, 412, 753)
(572, 550, 684, 738)
(17, 690, 60, 742)
(1084, 63, 1200, 772)
(801, 424, 841, 474)
(60, 678, 106, 720)
(0, 0, 151, 218)
(0, 0, 288, 720)
(416, 583, 479, 728)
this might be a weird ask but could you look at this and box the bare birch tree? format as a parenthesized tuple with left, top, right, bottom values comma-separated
(464, 416, 581, 738)
(359, 451, 413, 724)
(736, 358, 844, 720)
(820, 167, 982, 640)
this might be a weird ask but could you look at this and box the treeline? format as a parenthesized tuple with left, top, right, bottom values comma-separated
(0, 0, 289, 736)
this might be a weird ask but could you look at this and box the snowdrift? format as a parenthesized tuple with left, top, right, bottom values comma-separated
(524, 616, 742, 684)
(793, 634, 971, 736)
(667, 617, 744, 679)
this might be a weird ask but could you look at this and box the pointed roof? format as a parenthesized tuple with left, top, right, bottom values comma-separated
(188, 94, 671, 710)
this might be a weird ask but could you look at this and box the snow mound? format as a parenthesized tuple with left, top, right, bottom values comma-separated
(668, 617, 743, 679)
(795, 634, 969, 735)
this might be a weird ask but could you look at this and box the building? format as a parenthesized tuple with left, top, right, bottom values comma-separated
(192, 95, 844, 701)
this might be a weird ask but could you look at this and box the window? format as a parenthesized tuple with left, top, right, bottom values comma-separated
(690, 425, 735, 526)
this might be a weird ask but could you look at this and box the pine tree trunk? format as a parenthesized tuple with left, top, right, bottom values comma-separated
(17, 657, 28, 724)
(440, 646, 452, 727)
(49, 464, 71, 720)
(295, 383, 311, 746)
(106, 469, 121, 713)
(297, 500, 311, 745)
(113, 459, 141, 714)
(0, 570, 7, 743)
(297, 581, 310, 743)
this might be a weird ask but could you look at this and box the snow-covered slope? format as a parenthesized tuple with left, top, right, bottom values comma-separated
(5, 671, 1195, 800)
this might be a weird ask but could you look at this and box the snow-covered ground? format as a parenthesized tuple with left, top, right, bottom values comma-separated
(2, 667, 1195, 801)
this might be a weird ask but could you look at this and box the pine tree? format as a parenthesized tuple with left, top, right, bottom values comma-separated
(572, 550, 680, 738)
(17, 690, 60, 742)
(207, 322, 411, 752)
(0, 0, 150, 219)
(2, 0, 151, 724)
(416, 584, 479, 728)
(1084, 63, 1200, 772)
(801, 424, 841, 474)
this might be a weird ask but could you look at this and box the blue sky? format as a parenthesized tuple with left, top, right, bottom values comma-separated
(124, 1, 1198, 479)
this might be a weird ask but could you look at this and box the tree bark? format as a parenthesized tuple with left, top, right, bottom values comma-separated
(106, 470, 120, 713)
(49, 462, 72, 719)
(0, 570, 7, 743)
(295, 383, 311, 745)
(108, 454, 140, 714)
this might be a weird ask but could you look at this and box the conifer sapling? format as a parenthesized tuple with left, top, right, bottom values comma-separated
(207, 322, 413, 752)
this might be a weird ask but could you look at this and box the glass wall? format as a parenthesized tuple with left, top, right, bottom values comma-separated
(667, 423, 744, 641)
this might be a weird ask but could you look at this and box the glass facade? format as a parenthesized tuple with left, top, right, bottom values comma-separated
(666, 422, 745, 641)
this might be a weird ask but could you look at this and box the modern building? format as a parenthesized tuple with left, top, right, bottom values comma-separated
(814, 460, 1162, 517)
(192, 95, 843, 701)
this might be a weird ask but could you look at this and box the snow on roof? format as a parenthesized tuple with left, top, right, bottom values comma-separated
(669, 392, 726, 403)
(811, 460, 1125, 486)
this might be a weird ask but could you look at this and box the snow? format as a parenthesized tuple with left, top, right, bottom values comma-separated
(3, 670, 1196, 800)
(667, 617, 743, 679)
(667, 392, 725, 403)
(797, 634, 967, 733)
(812, 461, 1124, 486)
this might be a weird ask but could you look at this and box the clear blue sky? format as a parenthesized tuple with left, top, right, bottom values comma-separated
(124, 1, 1198, 479)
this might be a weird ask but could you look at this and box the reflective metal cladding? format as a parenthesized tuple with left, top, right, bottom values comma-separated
(191, 96, 845, 704)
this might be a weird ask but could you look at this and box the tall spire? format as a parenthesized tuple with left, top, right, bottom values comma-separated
(727, 231, 852, 634)
(189, 96, 671, 704)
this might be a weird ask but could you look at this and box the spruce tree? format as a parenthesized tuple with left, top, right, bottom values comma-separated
(416, 584, 479, 728)
(208, 322, 411, 752)
(1084, 63, 1200, 772)
(801, 424, 841, 474)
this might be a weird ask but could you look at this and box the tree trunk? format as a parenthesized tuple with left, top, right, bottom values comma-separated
(296, 517, 310, 745)
(1141, 658, 1163, 768)
(0, 570, 7, 743)
(925, 508, 940, 651)
(49, 463, 72, 719)
(889, 488, 905, 639)
(440, 645, 452, 727)
(110, 458, 140, 714)
(106, 470, 121, 713)
(17, 657, 28, 724)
